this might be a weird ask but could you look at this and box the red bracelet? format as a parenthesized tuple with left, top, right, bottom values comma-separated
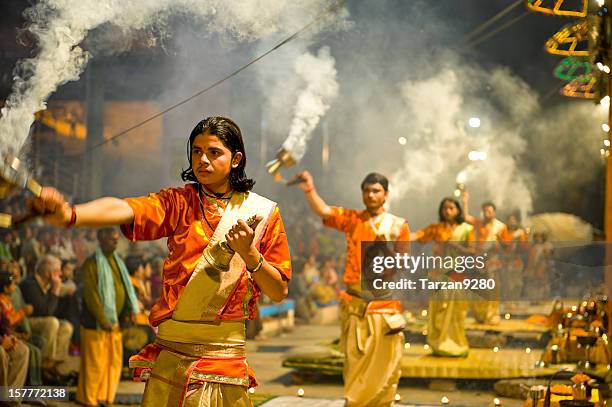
(304, 186, 315, 194)
(67, 205, 77, 227)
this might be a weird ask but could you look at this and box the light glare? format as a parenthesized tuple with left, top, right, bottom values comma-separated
(468, 117, 481, 128)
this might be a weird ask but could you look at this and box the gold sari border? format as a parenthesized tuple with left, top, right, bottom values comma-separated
(155, 338, 246, 358)
(190, 371, 249, 387)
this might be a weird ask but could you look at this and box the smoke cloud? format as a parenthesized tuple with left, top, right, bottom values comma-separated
(389, 62, 537, 222)
(0, 0, 347, 157)
(282, 46, 339, 161)
(1, 0, 601, 230)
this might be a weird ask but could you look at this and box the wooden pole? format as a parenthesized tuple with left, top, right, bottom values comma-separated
(85, 61, 105, 199)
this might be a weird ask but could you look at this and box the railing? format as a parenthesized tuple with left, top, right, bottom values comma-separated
(33, 154, 82, 200)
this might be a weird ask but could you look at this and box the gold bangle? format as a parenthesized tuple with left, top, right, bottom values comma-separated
(247, 254, 264, 273)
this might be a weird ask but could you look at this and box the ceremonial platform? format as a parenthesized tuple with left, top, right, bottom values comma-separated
(404, 317, 550, 349)
(283, 344, 561, 380)
(257, 395, 475, 406)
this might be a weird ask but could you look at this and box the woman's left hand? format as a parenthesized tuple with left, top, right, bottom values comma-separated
(225, 216, 263, 259)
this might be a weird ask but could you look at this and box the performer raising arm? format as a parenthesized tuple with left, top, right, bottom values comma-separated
(296, 170, 409, 407)
(31, 116, 291, 407)
(461, 191, 510, 325)
(412, 197, 474, 357)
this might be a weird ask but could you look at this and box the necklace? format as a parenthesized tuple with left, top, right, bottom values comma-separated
(369, 212, 387, 238)
(200, 186, 233, 213)
(197, 185, 233, 233)
(200, 185, 233, 200)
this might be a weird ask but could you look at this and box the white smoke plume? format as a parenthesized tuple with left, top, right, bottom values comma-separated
(389, 63, 537, 221)
(0, 0, 346, 157)
(281, 46, 339, 161)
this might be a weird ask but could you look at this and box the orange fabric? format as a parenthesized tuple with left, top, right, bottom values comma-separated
(130, 273, 153, 326)
(474, 220, 511, 243)
(413, 222, 475, 282)
(323, 207, 410, 285)
(413, 222, 475, 253)
(129, 342, 256, 387)
(121, 184, 291, 326)
(193, 357, 253, 384)
(366, 300, 403, 314)
(510, 228, 531, 251)
(0, 294, 25, 327)
(339, 291, 354, 302)
(130, 276, 146, 300)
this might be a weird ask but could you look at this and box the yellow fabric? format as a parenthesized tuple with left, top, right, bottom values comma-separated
(470, 219, 509, 324)
(428, 290, 469, 357)
(406, 318, 549, 336)
(412, 222, 474, 357)
(82, 254, 126, 326)
(340, 298, 403, 407)
(399, 347, 553, 379)
(141, 321, 251, 407)
(470, 300, 500, 324)
(182, 382, 253, 407)
(155, 338, 245, 358)
(142, 348, 253, 407)
(157, 319, 246, 346)
(76, 327, 123, 406)
(140, 340, 252, 407)
(172, 192, 276, 322)
(470, 252, 502, 325)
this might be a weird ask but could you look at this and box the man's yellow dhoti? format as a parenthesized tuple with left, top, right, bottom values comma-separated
(341, 298, 404, 407)
(137, 321, 253, 407)
(76, 327, 123, 406)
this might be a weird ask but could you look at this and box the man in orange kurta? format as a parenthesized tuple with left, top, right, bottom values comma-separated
(123, 184, 291, 405)
(462, 196, 511, 325)
(297, 171, 409, 407)
(121, 186, 290, 328)
(32, 116, 291, 407)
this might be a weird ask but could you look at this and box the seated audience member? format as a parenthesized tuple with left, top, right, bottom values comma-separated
(123, 255, 155, 366)
(0, 272, 29, 389)
(8, 262, 43, 386)
(320, 256, 339, 292)
(20, 254, 73, 370)
(288, 259, 315, 323)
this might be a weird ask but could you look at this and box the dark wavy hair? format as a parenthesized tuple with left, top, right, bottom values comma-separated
(481, 201, 496, 211)
(438, 197, 465, 224)
(181, 116, 255, 192)
(360, 172, 389, 192)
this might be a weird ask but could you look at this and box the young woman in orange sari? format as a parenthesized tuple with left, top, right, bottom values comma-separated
(412, 197, 474, 357)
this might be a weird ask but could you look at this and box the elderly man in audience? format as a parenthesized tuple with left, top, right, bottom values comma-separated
(19, 254, 73, 372)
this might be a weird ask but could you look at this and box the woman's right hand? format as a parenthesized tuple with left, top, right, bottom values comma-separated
(28, 187, 72, 227)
